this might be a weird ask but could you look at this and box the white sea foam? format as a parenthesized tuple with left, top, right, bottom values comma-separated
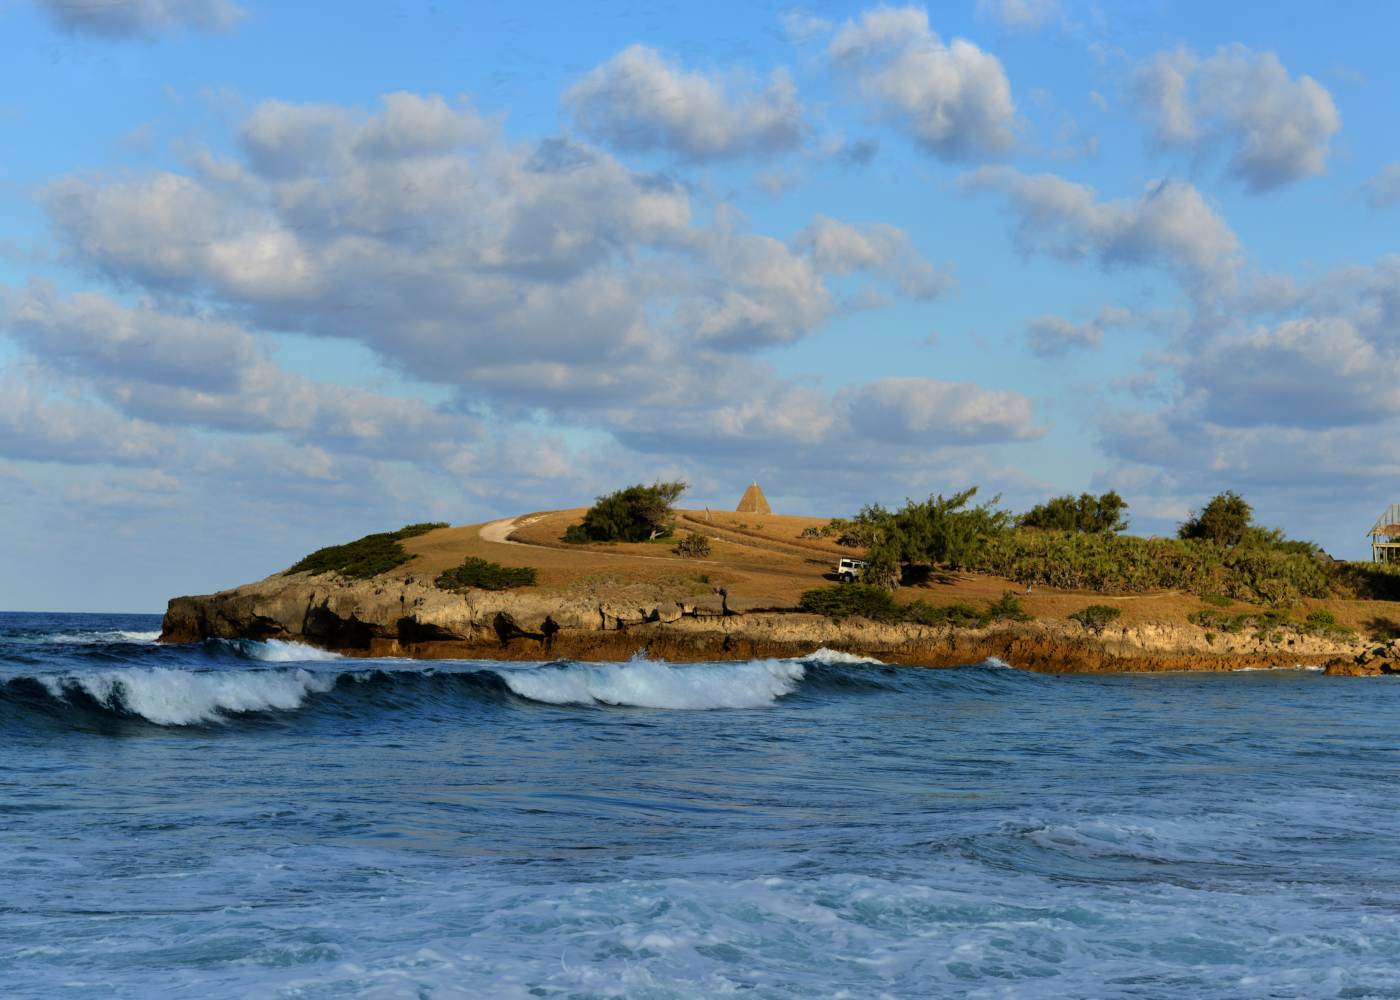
(40, 667, 337, 725)
(32, 629, 162, 645)
(500, 658, 805, 709)
(798, 647, 884, 666)
(978, 656, 1013, 669)
(241, 639, 344, 662)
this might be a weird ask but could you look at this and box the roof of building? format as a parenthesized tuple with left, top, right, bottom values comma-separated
(735, 481, 772, 515)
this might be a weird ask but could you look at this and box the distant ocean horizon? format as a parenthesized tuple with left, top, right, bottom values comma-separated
(4, 610, 1399, 998)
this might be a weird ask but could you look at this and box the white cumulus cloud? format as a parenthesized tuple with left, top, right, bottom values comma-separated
(827, 5, 1016, 161)
(1132, 45, 1340, 193)
(961, 167, 1241, 295)
(564, 44, 804, 160)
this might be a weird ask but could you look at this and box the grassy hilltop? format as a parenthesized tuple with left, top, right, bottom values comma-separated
(277, 483, 1400, 646)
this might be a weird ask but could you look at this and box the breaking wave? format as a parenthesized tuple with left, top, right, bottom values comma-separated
(0, 652, 897, 728)
(20, 667, 340, 726)
(0, 635, 1047, 728)
(500, 656, 807, 709)
(231, 639, 345, 662)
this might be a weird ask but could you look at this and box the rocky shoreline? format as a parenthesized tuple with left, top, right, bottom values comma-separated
(160, 571, 1395, 677)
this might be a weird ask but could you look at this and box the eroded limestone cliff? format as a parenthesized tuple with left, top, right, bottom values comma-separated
(161, 569, 1378, 674)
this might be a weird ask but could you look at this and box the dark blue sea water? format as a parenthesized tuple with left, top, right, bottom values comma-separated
(4, 611, 1400, 998)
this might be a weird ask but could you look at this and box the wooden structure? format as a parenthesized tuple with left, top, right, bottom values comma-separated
(735, 482, 771, 515)
(1370, 504, 1400, 562)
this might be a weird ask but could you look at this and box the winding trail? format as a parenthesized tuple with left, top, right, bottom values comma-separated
(477, 514, 723, 565)
(479, 516, 528, 545)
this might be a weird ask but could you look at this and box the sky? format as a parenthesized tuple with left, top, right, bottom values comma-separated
(2, 0, 1398, 611)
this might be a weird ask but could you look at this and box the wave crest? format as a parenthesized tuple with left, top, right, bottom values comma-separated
(232, 639, 345, 662)
(36, 667, 336, 726)
(501, 658, 806, 709)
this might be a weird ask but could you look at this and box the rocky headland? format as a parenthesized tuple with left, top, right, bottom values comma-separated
(161, 512, 1391, 676)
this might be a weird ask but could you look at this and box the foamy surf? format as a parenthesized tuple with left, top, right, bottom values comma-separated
(500, 657, 806, 709)
(37, 667, 337, 725)
(797, 647, 885, 666)
(25, 629, 162, 645)
(236, 639, 345, 662)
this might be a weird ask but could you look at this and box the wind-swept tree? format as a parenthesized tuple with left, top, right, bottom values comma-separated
(859, 487, 1012, 588)
(564, 481, 687, 543)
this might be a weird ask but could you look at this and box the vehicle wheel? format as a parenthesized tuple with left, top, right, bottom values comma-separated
(841, 572, 854, 583)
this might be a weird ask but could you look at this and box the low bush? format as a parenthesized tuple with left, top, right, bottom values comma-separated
(1069, 604, 1122, 634)
(288, 522, 449, 579)
(1302, 608, 1354, 640)
(562, 523, 590, 544)
(435, 557, 537, 592)
(984, 590, 1031, 623)
(903, 600, 984, 628)
(1187, 606, 1355, 643)
(799, 584, 903, 622)
(799, 586, 1032, 628)
(1335, 562, 1400, 601)
(673, 531, 712, 558)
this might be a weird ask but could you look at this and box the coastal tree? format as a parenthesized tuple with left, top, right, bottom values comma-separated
(1018, 491, 1129, 534)
(1178, 491, 1252, 546)
(852, 487, 1011, 589)
(563, 481, 687, 543)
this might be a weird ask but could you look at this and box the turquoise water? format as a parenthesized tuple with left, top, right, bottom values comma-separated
(4, 611, 1400, 998)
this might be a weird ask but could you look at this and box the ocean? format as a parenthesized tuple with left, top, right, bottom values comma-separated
(3, 610, 1400, 998)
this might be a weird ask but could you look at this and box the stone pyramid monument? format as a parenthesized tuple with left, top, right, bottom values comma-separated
(735, 481, 771, 515)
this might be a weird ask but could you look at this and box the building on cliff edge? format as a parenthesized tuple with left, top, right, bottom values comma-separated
(736, 482, 772, 515)
(1370, 504, 1400, 562)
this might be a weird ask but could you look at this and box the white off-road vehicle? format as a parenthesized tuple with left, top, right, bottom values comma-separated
(836, 557, 868, 583)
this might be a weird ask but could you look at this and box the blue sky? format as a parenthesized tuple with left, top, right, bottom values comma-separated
(2, 0, 1398, 611)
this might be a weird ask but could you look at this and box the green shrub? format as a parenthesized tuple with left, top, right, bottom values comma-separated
(801, 586, 1037, 630)
(984, 590, 1031, 623)
(288, 522, 449, 579)
(1201, 594, 1233, 607)
(970, 529, 1331, 605)
(1339, 562, 1400, 601)
(564, 481, 686, 543)
(799, 584, 902, 622)
(1189, 608, 1251, 633)
(436, 557, 537, 592)
(562, 523, 590, 544)
(1069, 604, 1123, 634)
(673, 531, 712, 558)
(903, 600, 984, 628)
(1302, 609, 1354, 640)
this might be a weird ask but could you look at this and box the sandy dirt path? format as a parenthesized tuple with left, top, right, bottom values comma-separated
(479, 515, 725, 565)
(479, 517, 526, 545)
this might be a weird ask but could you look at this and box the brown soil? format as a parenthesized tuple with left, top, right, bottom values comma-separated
(402, 509, 1395, 634)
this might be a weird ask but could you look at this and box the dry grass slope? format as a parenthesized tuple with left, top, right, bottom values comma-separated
(391, 509, 1400, 637)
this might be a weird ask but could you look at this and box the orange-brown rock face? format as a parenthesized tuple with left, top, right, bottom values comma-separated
(162, 570, 1374, 675)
